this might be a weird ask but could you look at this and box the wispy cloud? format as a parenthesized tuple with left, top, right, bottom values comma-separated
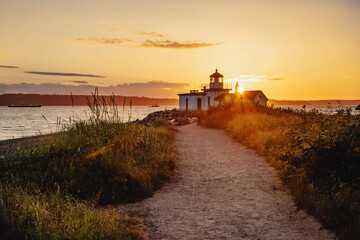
(98, 21, 113, 25)
(0, 65, 20, 69)
(137, 32, 169, 38)
(0, 81, 189, 98)
(71, 80, 89, 84)
(70, 37, 133, 45)
(141, 40, 223, 49)
(66, 30, 223, 49)
(225, 74, 284, 83)
(25, 71, 105, 78)
(109, 27, 124, 34)
(0, 55, 6, 60)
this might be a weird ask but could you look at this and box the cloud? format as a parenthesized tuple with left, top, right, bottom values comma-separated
(66, 35, 223, 49)
(141, 40, 223, 49)
(25, 71, 105, 78)
(137, 32, 168, 38)
(71, 80, 89, 84)
(71, 37, 133, 45)
(225, 74, 284, 83)
(0, 65, 20, 69)
(267, 77, 284, 81)
(98, 21, 113, 25)
(0, 55, 6, 59)
(0, 81, 189, 98)
(109, 27, 124, 34)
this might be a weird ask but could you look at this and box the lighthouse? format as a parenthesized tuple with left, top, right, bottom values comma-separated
(178, 69, 232, 110)
(178, 69, 269, 110)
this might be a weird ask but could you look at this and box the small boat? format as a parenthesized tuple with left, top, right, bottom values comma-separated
(8, 104, 42, 107)
(149, 103, 159, 107)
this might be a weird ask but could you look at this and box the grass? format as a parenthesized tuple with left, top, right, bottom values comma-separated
(0, 183, 142, 240)
(0, 91, 177, 239)
(198, 101, 360, 240)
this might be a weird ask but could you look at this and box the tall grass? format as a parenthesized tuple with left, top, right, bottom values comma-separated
(199, 101, 360, 239)
(0, 90, 177, 239)
(0, 183, 142, 240)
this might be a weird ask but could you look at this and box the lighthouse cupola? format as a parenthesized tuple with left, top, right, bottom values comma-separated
(209, 69, 224, 89)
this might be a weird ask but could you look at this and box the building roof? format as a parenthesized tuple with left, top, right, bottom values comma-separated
(178, 92, 206, 96)
(210, 69, 224, 78)
(243, 90, 268, 101)
(214, 90, 268, 101)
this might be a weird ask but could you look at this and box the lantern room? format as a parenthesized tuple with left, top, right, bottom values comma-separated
(209, 69, 224, 89)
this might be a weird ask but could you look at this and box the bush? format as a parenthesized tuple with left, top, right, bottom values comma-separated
(199, 101, 360, 239)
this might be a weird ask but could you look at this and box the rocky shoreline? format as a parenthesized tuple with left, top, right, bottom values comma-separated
(136, 109, 198, 126)
(0, 110, 198, 150)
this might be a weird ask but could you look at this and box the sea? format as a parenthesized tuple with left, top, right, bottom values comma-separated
(0, 106, 177, 141)
(0, 105, 358, 141)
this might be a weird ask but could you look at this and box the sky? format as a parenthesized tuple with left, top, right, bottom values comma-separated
(0, 0, 359, 100)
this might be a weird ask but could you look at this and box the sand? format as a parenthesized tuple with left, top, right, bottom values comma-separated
(117, 124, 336, 240)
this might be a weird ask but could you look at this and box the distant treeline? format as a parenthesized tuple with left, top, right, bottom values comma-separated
(269, 99, 360, 107)
(0, 94, 178, 106)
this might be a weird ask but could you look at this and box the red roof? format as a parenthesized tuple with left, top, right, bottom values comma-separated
(243, 91, 268, 101)
(210, 69, 224, 78)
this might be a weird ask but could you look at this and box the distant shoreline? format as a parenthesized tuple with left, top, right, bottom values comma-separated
(1, 93, 359, 107)
(0, 93, 178, 106)
(269, 99, 360, 107)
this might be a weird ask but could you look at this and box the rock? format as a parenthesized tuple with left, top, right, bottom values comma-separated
(137, 109, 198, 127)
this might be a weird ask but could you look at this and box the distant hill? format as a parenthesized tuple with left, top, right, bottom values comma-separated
(268, 99, 360, 107)
(2, 94, 359, 107)
(0, 94, 178, 106)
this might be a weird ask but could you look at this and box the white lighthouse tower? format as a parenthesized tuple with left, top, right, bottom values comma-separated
(178, 69, 232, 110)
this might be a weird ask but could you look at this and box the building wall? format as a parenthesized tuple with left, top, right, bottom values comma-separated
(179, 90, 229, 110)
(179, 95, 203, 110)
(254, 93, 268, 105)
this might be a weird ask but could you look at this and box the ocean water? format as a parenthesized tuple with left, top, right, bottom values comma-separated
(275, 105, 359, 115)
(0, 106, 177, 141)
(0, 105, 358, 141)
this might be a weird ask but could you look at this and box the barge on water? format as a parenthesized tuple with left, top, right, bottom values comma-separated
(8, 104, 42, 107)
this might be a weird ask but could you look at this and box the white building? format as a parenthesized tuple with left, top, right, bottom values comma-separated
(178, 69, 232, 110)
(178, 69, 269, 110)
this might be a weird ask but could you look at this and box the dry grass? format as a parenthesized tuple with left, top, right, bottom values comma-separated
(199, 101, 360, 239)
(0, 91, 177, 239)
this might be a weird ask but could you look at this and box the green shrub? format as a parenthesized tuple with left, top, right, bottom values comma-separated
(199, 102, 360, 239)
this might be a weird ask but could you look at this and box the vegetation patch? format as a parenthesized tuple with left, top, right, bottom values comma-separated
(198, 102, 360, 240)
(0, 93, 177, 239)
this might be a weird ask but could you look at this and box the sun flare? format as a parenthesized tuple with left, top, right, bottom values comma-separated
(237, 85, 244, 94)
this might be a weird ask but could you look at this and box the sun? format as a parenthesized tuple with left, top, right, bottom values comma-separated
(237, 85, 244, 94)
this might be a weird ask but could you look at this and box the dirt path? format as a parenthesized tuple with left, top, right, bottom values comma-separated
(117, 124, 336, 239)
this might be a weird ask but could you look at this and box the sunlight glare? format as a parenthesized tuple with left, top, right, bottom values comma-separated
(237, 85, 244, 94)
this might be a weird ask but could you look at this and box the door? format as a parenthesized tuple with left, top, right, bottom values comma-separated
(186, 98, 189, 110)
(197, 98, 202, 110)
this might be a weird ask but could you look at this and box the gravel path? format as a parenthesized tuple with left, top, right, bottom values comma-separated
(118, 124, 336, 240)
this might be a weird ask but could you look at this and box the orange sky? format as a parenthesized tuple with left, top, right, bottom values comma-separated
(0, 0, 359, 99)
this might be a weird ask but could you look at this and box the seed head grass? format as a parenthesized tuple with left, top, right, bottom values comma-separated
(0, 90, 177, 239)
(199, 101, 360, 240)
